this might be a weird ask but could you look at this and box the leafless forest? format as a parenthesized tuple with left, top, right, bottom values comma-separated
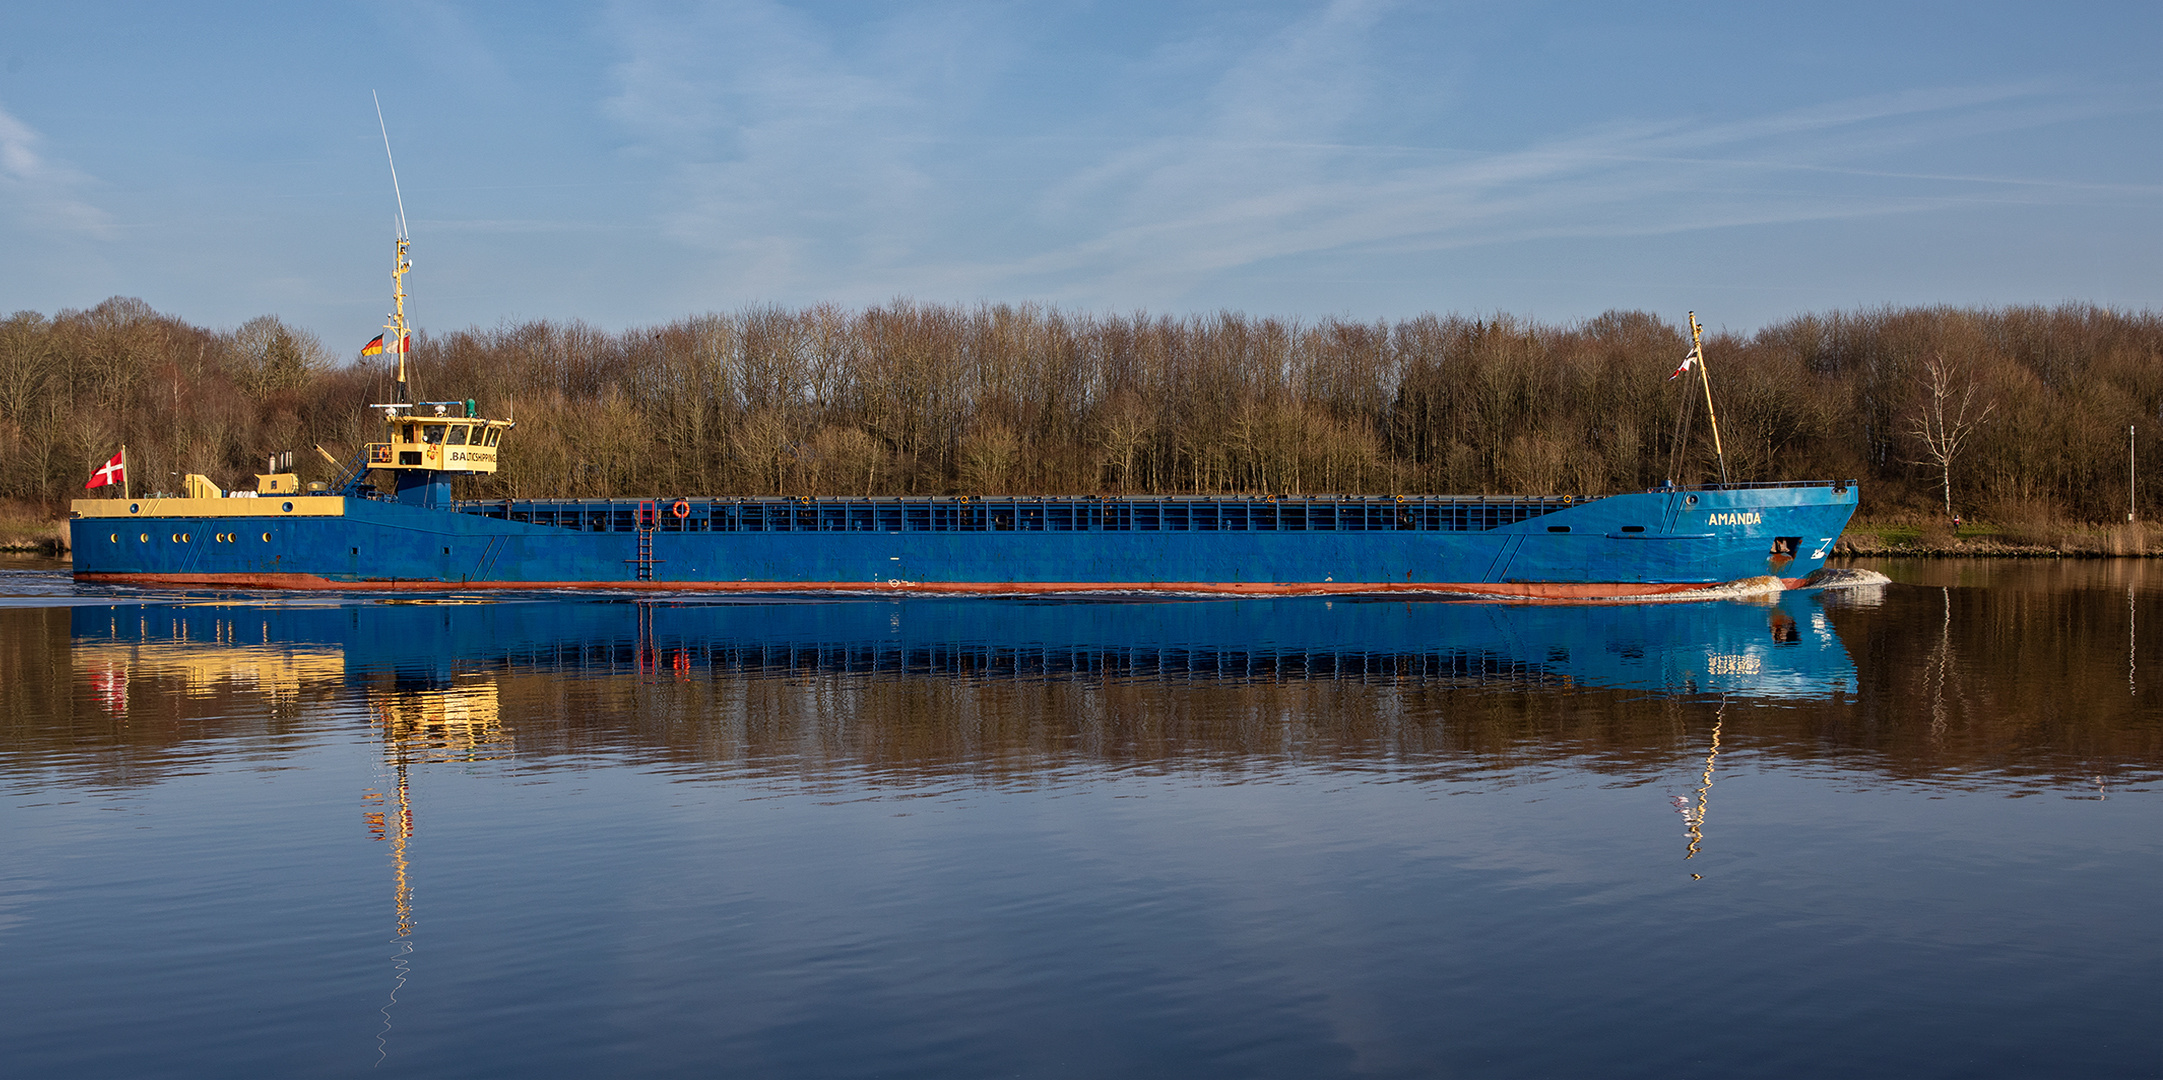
(2, 298, 2158, 522)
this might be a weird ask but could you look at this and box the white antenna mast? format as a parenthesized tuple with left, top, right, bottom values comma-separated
(374, 90, 408, 240)
(374, 92, 414, 402)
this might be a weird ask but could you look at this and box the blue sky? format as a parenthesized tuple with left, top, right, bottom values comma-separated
(3, 1, 2159, 349)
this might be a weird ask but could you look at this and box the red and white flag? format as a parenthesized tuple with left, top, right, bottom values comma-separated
(85, 449, 126, 489)
(1669, 347, 1699, 381)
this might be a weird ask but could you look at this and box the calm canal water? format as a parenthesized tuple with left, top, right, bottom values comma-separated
(2, 559, 2159, 1078)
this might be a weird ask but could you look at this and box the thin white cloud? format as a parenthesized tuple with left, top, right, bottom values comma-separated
(602, 0, 989, 289)
(595, 2, 2156, 310)
(0, 103, 115, 239)
(1004, 77, 2137, 298)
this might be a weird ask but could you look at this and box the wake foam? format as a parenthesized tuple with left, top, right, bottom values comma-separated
(1798, 567, 1894, 590)
(1564, 575, 1791, 604)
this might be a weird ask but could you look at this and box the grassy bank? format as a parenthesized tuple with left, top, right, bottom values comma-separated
(0, 504, 68, 554)
(1837, 518, 2158, 557)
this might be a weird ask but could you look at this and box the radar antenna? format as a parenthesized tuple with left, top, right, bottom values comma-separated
(374, 91, 408, 240)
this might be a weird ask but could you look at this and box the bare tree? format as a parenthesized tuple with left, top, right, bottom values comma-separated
(1907, 353, 1996, 516)
(227, 315, 330, 399)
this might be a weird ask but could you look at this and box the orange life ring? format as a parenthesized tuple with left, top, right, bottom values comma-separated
(672, 499, 690, 519)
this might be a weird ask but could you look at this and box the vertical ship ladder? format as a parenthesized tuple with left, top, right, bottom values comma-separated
(631, 500, 660, 581)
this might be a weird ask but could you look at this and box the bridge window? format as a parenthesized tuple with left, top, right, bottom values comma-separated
(447, 426, 468, 446)
(423, 425, 447, 444)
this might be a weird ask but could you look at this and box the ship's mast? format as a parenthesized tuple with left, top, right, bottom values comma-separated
(388, 237, 411, 404)
(1689, 312, 1731, 486)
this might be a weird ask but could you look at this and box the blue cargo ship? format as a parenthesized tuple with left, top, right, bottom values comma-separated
(70, 483, 1856, 598)
(68, 239, 1857, 597)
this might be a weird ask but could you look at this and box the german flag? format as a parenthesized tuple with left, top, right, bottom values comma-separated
(361, 334, 386, 357)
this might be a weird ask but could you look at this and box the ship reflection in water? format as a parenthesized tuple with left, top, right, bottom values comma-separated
(59, 593, 1864, 810)
(64, 589, 1855, 810)
(61, 595, 1869, 784)
(65, 593, 1856, 879)
(67, 591, 1859, 703)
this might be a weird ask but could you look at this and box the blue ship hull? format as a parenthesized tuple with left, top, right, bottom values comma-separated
(71, 484, 1857, 597)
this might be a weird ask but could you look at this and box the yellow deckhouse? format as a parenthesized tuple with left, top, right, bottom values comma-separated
(368, 402, 513, 474)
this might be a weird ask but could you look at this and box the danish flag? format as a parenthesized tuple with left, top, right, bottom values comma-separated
(85, 449, 126, 489)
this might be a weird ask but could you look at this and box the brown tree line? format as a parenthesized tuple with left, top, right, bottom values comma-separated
(2, 297, 2159, 520)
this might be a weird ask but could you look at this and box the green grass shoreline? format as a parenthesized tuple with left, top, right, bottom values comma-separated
(1837, 521, 2157, 557)
(0, 512, 67, 556)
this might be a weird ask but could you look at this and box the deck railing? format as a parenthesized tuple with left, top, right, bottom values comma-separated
(450, 481, 1849, 536)
(454, 494, 1587, 535)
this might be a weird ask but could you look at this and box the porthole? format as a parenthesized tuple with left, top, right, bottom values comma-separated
(171, 533, 181, 543)
(282, 501, 295, 512)
(109, 533, 118, 543)
(261, 532, 271, 542)
(1685, 495, 1699, 505)
(139, 533, 149, 542)
(128, 503, 140, 514)
(181, 533, 191, 543)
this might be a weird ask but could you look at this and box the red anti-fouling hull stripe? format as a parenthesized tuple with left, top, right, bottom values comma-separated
(73, 572, 1809, 598)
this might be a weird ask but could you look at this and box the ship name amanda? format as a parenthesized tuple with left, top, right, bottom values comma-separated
(1706, 511, 1763, 526)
